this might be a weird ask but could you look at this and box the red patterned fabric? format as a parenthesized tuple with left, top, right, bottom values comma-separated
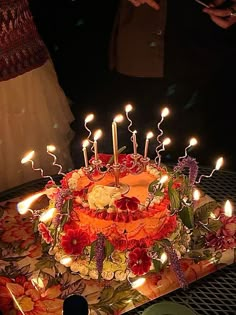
(0, 0, 49, 82)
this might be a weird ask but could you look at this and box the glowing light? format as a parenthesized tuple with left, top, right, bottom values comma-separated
(130, 277, 146, 289)
(189, 137, 198, 146)
(31, 277, 44, 290)
(21, 150, 35, 164)
(114, 114, 124, 123)
(216, 157, 223, 170)
(46, 145, 56, 152)
(17, 191, 45, 215)
(162, 137, 171, 146)
(125, 104, 133, 113)
(161, 107, 170, 118)
(160, 174, 168, 185)
(224, 200, 233, 217)
(193, 189, 200, 201)
(82, 139, 90, 148)
(60, 256, 72, 267)
(94, 129, 102, 141)
(146, 131, 154, 140)
(85, 113, 94, 123)
(160, 252, 168, 264)
(39, 207, 57, 223)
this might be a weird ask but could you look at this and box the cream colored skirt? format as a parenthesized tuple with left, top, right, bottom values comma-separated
(0, 60, 74, 192)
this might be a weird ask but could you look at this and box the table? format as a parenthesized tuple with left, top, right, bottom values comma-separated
(0, 167, 236, 315)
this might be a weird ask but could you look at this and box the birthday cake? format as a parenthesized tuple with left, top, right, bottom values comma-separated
(17, 108, 235, 285)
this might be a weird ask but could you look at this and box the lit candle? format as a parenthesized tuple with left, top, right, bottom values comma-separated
(224, 200, 233, 217)
(193, 189, 200, 201)
(39, 207, 57, 223)
(132, 130, 138, 155)
(196, 157, 223, 184)
(21, 150, 53, 180)
(93, 129, 102, 162)
(125, 103, 133, 134)
(156, 107, 170, 145)
(17, 191, 45, 215)
(179, 137, 198, 161)
(84, 113, 94, 141)
(155, 137, 171, 166)
(46, 145, 65, 176)
(82, 139, 90, 168)
(112, 114, 123, 165)
(144, 131, 154, 159)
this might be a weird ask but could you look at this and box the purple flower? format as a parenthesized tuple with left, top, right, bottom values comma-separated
(174, 156, 199, 185)
(95, 233, 105, 275)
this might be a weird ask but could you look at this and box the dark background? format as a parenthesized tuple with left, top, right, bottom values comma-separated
(29, 0, 236, 171)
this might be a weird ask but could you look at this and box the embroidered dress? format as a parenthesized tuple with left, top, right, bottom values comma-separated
(0, 0, 74, 192)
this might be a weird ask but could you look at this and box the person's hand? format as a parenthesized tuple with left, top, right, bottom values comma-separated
(203, 0, 236, 28)
(128, 0, 160, 10)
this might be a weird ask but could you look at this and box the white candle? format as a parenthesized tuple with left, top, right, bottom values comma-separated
(93, 129, 102, 162)
(224, 200, 233, 217)
(82, 139, 89, 168)
(112, 115, 123, 165)
(132, 130, 137, 155)
(144, 131, 154, 159)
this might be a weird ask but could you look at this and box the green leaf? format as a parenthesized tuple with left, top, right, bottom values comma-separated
(62, 199, 73, 214)
(207, 218, 223, 232)
(179, 206, 194, 229)
(152, 259, 161, 273)
(107, 146, 126, 164)
(105, 239, 114, 258)
(100, 286, 115, 302)
(168, 182, 181, 210)
(35, 257, 55, 271)
(90, 241, 96, 261)
(194, 201, 218, 223)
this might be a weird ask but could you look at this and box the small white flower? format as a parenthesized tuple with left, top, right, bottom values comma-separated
(88, 185, 121, 209)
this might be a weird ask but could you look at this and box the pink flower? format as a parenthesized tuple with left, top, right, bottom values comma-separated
(128, 248, 151, 276)
(38, 222, 53, 244)
(115, 196, 140, 211)
(61, 229, 90, 255)
(206, 215, 236, 250)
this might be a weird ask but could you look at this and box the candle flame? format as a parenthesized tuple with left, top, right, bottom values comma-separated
(46, 145, 56, 152)
(160, 252, 168, 264)
(114, 114, 123, 123)
(39, 207, 57, 223)
(224, 200, 233, 217)
(130, 277, 146, 289)
(215, 157, 223, 170)
(31, 277, 44, 289)
(161, 107, 169, 118)
(60, 256, 72, 267)
(94, 129, 102, 141)
(125, 104, 133, 113)
(85, 113, 94, 123)
(146, 131, 154, 139)
(17, 191, 45, 215)
(21, 150, 35, 164)
(160, 174, 168, 184)
(163, 137, 171, 146)
(193, 189, 200, 201)
(189, 137, 198, 146)
(82, 139, 90, 148)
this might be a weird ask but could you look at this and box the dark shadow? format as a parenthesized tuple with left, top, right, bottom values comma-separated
(63, 295, 89, 315)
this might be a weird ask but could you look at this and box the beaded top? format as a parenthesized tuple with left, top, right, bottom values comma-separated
(0, 0, 49, 81)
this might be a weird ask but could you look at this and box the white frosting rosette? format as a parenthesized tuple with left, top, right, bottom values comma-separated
(88, 185, 121, 210)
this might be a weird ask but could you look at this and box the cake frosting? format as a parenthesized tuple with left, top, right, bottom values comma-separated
(33, 155, 192, 282)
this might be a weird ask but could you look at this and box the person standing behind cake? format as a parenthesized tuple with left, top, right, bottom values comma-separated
(0, 0, 75, 192)
(109, 0, 236, 167)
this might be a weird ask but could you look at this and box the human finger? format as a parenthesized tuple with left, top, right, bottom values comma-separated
(203, 7, 233, 17)
(128, 0, 142, 7)
(144, 0, 160, 10)
(209, 14, 236, 28)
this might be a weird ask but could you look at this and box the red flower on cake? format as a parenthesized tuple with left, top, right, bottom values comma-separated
(115, 196, 140, 211)
(38, 222, 53, 244)
(61, 229, 90, 255)
(128, 247, 151, 276)
(206, 214, 236, 250)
